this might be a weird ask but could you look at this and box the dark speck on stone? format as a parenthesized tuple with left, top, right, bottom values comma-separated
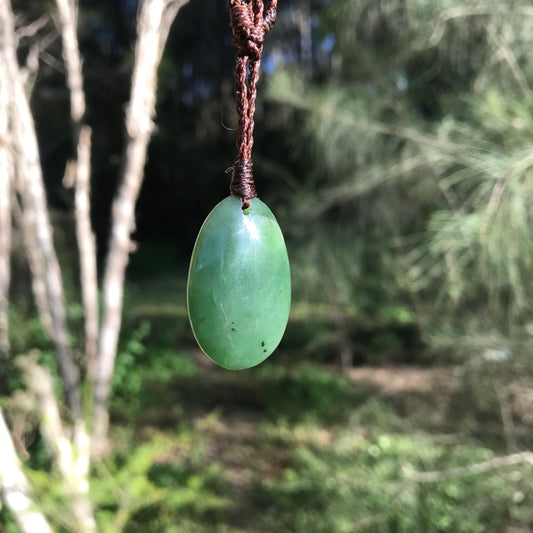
(263, 349, 267, 353)
(261, 341, 265, 347)
(232, 328, 236, 331)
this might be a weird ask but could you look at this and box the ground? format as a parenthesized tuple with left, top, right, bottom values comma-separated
(102, 334, 533, 533)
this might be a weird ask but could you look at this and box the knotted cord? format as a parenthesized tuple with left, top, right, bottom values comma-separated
(228, 0, 277, 209)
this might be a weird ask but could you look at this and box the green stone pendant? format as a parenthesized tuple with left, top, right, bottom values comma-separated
(187, 195, 291, 370)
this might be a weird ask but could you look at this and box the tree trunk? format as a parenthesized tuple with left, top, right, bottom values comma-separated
(0, 408, 54, 533)
(0, 0, 81, 417)
(92, 0, 188, 456)
(20, 355, 95, 532)
(74, 126, 98, 380)
(55, 0, 85, 124)
(55, 0, 99, 381)
(0, 64, 12, 358)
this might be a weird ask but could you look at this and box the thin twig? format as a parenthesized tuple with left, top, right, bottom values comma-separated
(428, 6, 493, 47)
(404, 451, 533, 483)
(10, 191, 55, 338)
(15, 13, 50, 40)
(496, 386, 517, 452)
(487, 22, 531, 98)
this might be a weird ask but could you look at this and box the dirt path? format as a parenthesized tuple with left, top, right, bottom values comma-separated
(342, 365, 456, 395)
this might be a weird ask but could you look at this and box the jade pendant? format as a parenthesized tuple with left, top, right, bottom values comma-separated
(187, 196, 291, 370)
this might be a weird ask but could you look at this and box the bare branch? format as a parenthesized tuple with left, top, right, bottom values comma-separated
(0, 408, 54, 533)
(74, 126, 99, 380)
(428, 6, 492, 47)
(1, 7, 52, 340)
(38, 48, 65, 73)
(0, 64, 12, 357)
(404, 451, 533, 483)
(15, 13, 50, 40)
(15, 15, 55, 93)
(19, 355, 96, 532)
(55, 0, 85, 123)
(11, 192, 55, 339)
(160, 1, 184, 53)
(19, 43, 40, 93)
(54, 0, 98, 381)
(92, 0, 189, 455)
(0, 0, 81, 416)
(488, 24, 531, 98)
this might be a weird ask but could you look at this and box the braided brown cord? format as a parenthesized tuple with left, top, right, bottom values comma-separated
(229, 0, 277, 209)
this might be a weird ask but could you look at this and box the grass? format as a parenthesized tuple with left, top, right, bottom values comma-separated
(104, 348, 533, 533)
(93, 276, 533, 532)
(2, 274, 533, 532)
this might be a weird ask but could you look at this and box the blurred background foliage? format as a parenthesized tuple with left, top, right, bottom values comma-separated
(4, 0, 533, 531)
(11, 0, 533, 359)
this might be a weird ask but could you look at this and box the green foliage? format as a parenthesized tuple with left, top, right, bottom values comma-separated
(8, 306, 48, 354)
(404, 94, 533, 322)
(91, 435, 220, 533)
(105, 356, 533, 533)
(111, 319, 197, 420)
(253, 430, 518, 533)
(253, 363, 366, 422)
(268, 0, 533, 359)
(0, 506, 22, 533)
(3, 299, 533, 532)
(90, 428, 231, 532)
(4, 2, 533, 532)
(112, 320, 152, 401)
(105, 318, 533, 532)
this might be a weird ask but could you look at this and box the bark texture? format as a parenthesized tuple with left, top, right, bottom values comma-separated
(92, 0, 188, 455)
(55, 0, 85, 123)
(0, 0, 81, 416)
(55, 0, 98, 380)
(0, 408, 54, 533)
(74, 126, 98, 379)
(0, 62, 12, 357)
(19, 355, 95, 532)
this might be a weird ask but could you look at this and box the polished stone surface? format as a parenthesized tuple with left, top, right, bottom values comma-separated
(187, 196, 291, 370)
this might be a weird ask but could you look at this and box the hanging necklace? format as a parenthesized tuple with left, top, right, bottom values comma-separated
(186, 0, 290, 370)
